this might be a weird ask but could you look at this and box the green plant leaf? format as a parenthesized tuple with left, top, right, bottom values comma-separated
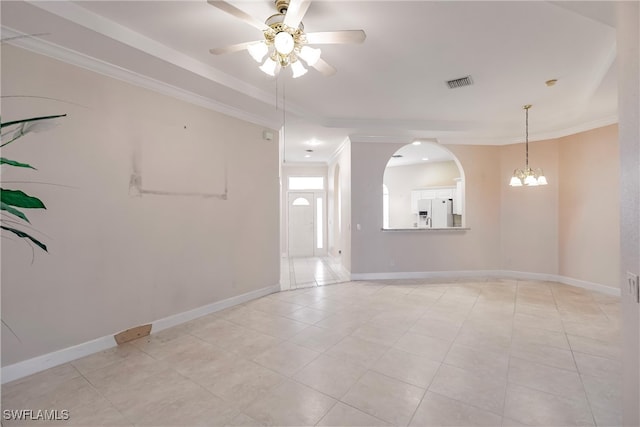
(0, 114, 67, 129)
(0, 189, 46, 209)
(0, 157, 36, 169)
(1, 201, 30, 223)
(0, 225, 47, 252)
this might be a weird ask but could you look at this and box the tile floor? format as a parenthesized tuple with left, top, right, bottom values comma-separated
(2, 279, 622, 426)
(279, 256, 351, 290)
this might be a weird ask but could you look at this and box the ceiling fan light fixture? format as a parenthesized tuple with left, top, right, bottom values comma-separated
(274, 31, 295, 55)
(247, 41, 268, 62)
(291, 59, 307, 78)
(259, 56, 280, 76)
(299, 45, 321, 66)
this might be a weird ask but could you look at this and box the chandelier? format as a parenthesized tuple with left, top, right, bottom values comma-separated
(247, 11, 321, 78)
(509, 105, 548, 187)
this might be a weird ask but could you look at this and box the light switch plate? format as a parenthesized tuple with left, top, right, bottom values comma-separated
(627, 272, 639, 303)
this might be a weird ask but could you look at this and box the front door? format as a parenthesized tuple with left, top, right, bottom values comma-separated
(288, 192, 314, 257)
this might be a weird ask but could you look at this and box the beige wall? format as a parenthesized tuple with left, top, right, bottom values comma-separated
(500, 139, 560, 274)
(350, 142, 502, 274)
(616, 2, 640, 425)
(384, 161, 461, 228)
(350, 128, 620, 289)
(1, 46, 280, 366)
(558, 125, 620, 288)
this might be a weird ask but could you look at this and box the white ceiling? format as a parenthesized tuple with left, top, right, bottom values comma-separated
(1, 1, 618, 164)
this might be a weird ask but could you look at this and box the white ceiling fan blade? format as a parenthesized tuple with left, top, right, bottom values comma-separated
(209, 40, 261, 55)
(312, 58, 336, 76)
(207, 0, 269, 31)
(306, 30, 366, 45)
(283, 0, 312, 29)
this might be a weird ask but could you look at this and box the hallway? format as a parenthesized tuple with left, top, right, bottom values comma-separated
(280, 256, 351, 290)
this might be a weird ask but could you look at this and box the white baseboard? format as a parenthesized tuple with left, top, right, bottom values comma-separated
(1, 284, 279, 384)
(351, 270, 621, 296)
(351, 270, 504, 281)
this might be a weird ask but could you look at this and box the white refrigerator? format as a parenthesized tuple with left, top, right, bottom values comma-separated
(416, 198, 452, 228)
(431, 198, 453, 228)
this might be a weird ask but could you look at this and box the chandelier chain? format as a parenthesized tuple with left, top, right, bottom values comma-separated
(525, 105, 529, 169)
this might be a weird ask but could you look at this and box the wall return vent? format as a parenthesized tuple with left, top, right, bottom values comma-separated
(446, 76, 474, 89)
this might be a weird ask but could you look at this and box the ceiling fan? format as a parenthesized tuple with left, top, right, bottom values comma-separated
(207, 0, 366, 78)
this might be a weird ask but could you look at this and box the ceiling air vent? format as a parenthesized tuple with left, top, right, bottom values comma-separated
(446, 75, 473, 89)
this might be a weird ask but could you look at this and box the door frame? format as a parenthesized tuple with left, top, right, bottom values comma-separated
(286, 190, 326, 257)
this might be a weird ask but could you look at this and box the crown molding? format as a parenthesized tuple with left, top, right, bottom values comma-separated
(2, 27, 282, 130)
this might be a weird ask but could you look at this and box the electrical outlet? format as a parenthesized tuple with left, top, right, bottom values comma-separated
(627, 272, 639, 303)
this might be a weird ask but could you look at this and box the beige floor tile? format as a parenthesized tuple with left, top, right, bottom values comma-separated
(581, 374, 622, 427)
(372, 347, 440, 388)
(160, 341, 236, 380)
(501, 417, 531, 427)
(243, 380, 335, 426)
(513, 311, 564, 332)
(453, 329, 511, 355)
(317, 402, 392, 426)
(249, 316, 311, 339)
(443, 343, 509, 378)
(193, 321, 282, 358)
(508, 357, 586, 397)
(82, 352, 170, 395)
(284, 306, 330, 324)
(396, 293, 442, 308)
(243, 298, 304, 316)
(458, 318, 513, 339)
(225, 412, 265, 426)
(252, 341, 319, 376)
(350, 323, 406, 346)
(516, 294, 557, 311)
(96, 369, 216, 425)
(567, 334, 621, 361)
(409, 286, 447, 299)
(510, 342, 577, 371)
(292, 354, 368, 399)
(410, 391, 503, 426)
(503, 383, 594, 426)
(276, 291, 322, 306)
(325, 336, 389, 367)
(368, 309, 424, 332)
(573, 351, 622, 378)
(198, 358, 284, 408)
(562, 319, 620, 343)
(71, 343, 142, 376)
(306, 298, 356, 313)
(5, 281, 617, 427)
(341, 370, 425, 426)
(63, 399, 131, 426)
(134, 385, 238, 426)
(408, 316, 463, 343)
(512, 325, 569, 350)
(429, 363, 507, 414)
(289, 325, 349, 352)
(223, 308, 278, 329)
(393, 332, 451, 362)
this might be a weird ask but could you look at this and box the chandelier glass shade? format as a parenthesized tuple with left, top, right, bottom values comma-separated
(248, 13, 321, 78)
(509, 105, 548, 187)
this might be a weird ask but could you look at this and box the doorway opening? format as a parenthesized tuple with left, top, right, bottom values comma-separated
(281, 174, 349, 289)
